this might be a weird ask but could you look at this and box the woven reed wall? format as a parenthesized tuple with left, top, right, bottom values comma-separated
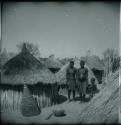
(0, 84, 58, 112)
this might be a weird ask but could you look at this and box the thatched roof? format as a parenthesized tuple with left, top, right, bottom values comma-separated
(1, 44, 56, 85)
(40, 56, 63, 69)
(39, 58, 48, 64)
(55, 59, 98, 85)
(80, 56, 104, 71)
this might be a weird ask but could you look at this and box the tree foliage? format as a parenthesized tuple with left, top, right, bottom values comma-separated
(0, 48, 9, 68)
(102, 48, 120, 75)
(17, 41, 41, 59)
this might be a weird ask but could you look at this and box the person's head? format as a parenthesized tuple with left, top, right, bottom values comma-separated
(69, 61, 74, 68)
(91, 78, 95, 85)
(80, 60, 85, 68)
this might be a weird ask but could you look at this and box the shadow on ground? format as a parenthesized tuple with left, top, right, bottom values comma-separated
(55, 94, 67, 104)
(74, 96, 91, 102)
(54, 88, 100, 104)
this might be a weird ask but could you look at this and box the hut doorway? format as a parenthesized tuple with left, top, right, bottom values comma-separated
(49, 68, 60, 74)
(92, 69, 104, 84)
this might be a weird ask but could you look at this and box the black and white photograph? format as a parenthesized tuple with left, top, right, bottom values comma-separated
(0, 2, 120, 124)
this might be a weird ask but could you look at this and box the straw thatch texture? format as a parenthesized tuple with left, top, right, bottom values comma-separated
(1, 44, 56, 85)
(42, 58, 63, 69)
(78, 71, 119, 123)
(81, 56, 104, 71)
(2, 69, 56, 85)
(55, 59, 98, 85)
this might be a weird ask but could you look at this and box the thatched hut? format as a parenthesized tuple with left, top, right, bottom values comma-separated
(55, 59, 98, 95)
(0, 44, 58, 112)
(40, 55, 63, 73)
(82, 56, 104, 84)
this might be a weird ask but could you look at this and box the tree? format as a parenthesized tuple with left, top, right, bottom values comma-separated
(102, 48, 120, 77)
(17, 41, 41, 59)
(86, 50, 91, 57)
(0, 48, 9, 67)
(112, 53, 120, 72)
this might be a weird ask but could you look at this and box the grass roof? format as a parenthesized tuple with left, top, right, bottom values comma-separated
(1, 44, 56, 85)
(81, 56, 104, 71)
(40, 57, 63, 69)
(55, 59, 98, 85)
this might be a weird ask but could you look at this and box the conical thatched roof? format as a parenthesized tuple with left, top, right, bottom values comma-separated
(55, 59, 98, 85)
(1, 44, 56, 85)
(81, 56, 104, 71)
(40, 56, 63, 69)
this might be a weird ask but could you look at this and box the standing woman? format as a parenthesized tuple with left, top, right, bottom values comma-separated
(77, 60, 88, 101)
(66, 61, 77, 102)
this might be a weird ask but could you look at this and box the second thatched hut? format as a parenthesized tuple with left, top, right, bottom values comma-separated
(40, 55, 63, 73)
(81, 56, 105, 84)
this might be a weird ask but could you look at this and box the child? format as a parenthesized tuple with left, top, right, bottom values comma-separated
(90, 77, 99, 97)
(86, 78, 98, 98)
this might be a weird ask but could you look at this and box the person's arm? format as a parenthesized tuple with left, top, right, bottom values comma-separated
(86, 68, 88, 79)
(76, 69, 79, 84)
(66, 68, 69, 82)
(86, 68, 89, 85)
(75, 68, 77, 84)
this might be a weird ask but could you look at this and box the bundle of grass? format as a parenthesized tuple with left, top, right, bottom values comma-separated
(1, 44, 57, 112)
(40, 55, 63, 73)
(21, 85, 41, 117)
(55, 59, 98, 96)
(81, 56, 104, 84)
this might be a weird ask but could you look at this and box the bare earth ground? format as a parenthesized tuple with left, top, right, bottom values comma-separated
(1, 72, 119, 124)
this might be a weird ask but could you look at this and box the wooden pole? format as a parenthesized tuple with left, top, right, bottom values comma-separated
(45, 112, 53, 120)
(16, 91, 17, 111)
(40, 95, 42, 108)
(6, 91, 8, 110)
(43, 93, 46, 108)
(14, 91, 16, 111)
(9, 90, 11, 111)
(17, 91, 19, 111)
(4, 91, 6, 111)
(39, 95, 41, 108)
(1, 90, 3, 111)
(19, 91, 21, 110)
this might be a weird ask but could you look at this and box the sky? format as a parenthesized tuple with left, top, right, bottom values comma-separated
(2, 2, 120, 59)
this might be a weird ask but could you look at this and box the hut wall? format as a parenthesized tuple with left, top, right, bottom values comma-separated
(0, 89, 22, 112)
(0, 84, 58, 112)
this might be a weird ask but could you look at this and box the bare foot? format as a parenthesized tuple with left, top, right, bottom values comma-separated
(67, 99, 71, 102)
